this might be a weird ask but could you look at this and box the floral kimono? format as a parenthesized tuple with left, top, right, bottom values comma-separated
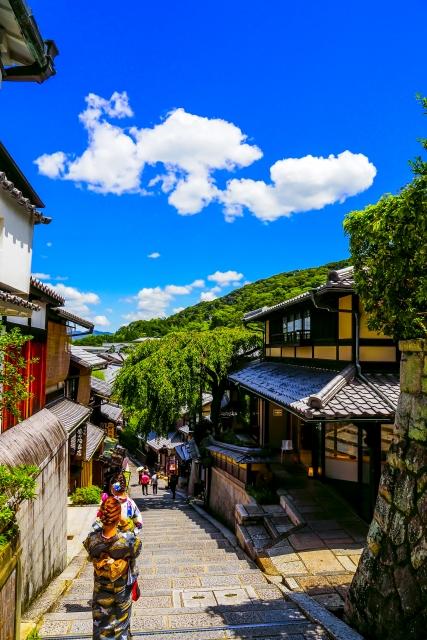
(83, 530, 142, 640)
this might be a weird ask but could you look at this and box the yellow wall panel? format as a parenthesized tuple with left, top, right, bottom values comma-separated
(359, 346, 397, 362)
(270, 347, 281, 357)
(314, 346, 337, 360)
(282, 347, 295, 358)
(339, 295, 353, 310)
(339, 312, 352, 339)
(359, 302, 391, 339)
(296, 346, 312, 358)
(265, 348, 271, 357)
(339, 346, 352, 361)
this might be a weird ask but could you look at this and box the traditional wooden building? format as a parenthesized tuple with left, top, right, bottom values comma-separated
(227, 267, 400, 520)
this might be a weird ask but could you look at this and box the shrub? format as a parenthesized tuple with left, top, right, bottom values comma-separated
(0, 465, 38, 548)
(247, 486, 279, 505)
(70, 485, 102, 505)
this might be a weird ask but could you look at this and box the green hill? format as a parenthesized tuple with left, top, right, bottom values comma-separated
(75, 258, 350, 345)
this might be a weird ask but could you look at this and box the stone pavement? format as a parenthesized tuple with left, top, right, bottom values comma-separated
(38, 468, 338, 639)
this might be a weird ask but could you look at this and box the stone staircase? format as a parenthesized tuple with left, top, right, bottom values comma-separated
(39, 491, 331, 639)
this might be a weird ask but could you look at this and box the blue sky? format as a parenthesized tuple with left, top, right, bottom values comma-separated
(2, 0, 426, 330)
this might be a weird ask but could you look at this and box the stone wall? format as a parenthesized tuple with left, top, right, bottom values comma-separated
(0, 409, 68, 610)
(209, 467, 253, 530)
(345, 339, 427, 639)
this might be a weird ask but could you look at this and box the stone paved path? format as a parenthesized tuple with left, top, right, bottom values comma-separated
(39, 469, 331, 639)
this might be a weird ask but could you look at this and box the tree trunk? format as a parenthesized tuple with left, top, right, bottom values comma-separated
(345, 339, 427, 639)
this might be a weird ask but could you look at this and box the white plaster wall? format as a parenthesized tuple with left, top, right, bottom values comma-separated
(30, 302, 47, 330)
(17, 441, 68, 610)
(0, 192, 34, 293)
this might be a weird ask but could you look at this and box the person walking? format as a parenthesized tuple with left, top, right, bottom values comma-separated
(139, 469, 150, 496)
(84, 496, 142, 640)
(169, 473, 178, 500)
(151, 472, 158, 495)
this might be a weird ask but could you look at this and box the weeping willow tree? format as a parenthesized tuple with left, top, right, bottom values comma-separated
(114, 327, 261, 437)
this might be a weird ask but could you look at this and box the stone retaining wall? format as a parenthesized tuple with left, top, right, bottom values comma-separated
(345, 339, 427, 639)
(208, 466, 254, 530)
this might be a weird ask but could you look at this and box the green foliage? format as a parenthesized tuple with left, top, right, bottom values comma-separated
(247, 486, 279, 505)
(119, 423, 139, 453)
(115, 327, 261, 435)
(0, 465, 38, 546)
(26, 629, 41, 640)
(344, 98, 427, 340)
(0, 328, 36, 420)
(70, 485, 102, 505)
(75, 260, 350, 346)
(92, 369, 106, 380)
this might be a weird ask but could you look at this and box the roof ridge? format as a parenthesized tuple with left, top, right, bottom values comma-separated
(308, 364, 356, 409)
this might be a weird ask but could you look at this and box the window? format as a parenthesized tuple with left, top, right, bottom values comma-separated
(303, 309, 311, 336)
(282, 309, 311, 344)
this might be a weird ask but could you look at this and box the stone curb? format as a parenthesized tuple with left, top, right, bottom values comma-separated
(266, 578, 364, 640)
(21, 549, 88, 631)
(189, 500, 239, 549)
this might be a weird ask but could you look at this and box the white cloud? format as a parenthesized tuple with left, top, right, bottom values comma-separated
(148, 252, 161, 259)
(49, 283, 100, 316)
(221, 151, 377, 222)
(200, 291, 218, 302)
(35, 92, 262, 212)
(93, 315, 110, 327)
(34, 151, 67, 178)
(207, 270, 244, 287)
(190, 279, 205, 288)
(32, 272, 51, 280)
(172, 307, 185, 314)
(54, 275, 69, 281)
(46, 241, 53, 247)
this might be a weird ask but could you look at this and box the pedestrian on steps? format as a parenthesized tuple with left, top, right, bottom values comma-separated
(169, 473, 178, 500)
(139, 469, 150, 495)
(151, 472, 158, 495)
(84, 496, 142, 640)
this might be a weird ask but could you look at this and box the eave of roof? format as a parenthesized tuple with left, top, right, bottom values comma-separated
(100, 402, 123, 423)
(30, 277, 65, 305)
(85, 423, 105, 461)
(0, 0, 58, 83)
(47, 398, 91, 436)
(229, 359, 398, 421)
(70, 345, 107, 370)
(90, 376, 113, 398)
(0, 288, 39, 315)
(243, 267, 355, 322)
(56, 308, 95, 331)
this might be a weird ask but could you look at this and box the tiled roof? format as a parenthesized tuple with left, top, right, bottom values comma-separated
(104, 365, 121, 384)
(85, 423, 105, 460)
(56, 309, 95, 330)
(229, 360, 398, 420)
(206, 440, 272, 464)
(47, 398, 91, 435)
(0, 171, 50, 224)
(0, 289, 39, 312)
(145, 431, 182, 451)
(100, 403, 123, 424)
(244, 266, 355, 321)
(90, 376, 113, 398)
(70, 345, 107, 369)
(175, 439, 200, 462)
(30, 277, 65, 305)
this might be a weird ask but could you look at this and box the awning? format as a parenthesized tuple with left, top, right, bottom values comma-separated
(85, 423, 105, 461)
(0, 288, 39, 317)
(56, 310, 95, 332)
(100, 403, 123, 424)
(145, 430, 182, 452)
(229, 361, 398, 420)
(70, 345, 107, 369)
(91, 377, 113, 398)
(206, 440, 271, 464)
(47, 398, 91, 436)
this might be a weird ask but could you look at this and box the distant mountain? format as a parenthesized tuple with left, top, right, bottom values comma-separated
(74, 258, 350, 346)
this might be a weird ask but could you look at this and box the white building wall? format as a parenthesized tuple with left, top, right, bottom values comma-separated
(0, 191, 34, 294)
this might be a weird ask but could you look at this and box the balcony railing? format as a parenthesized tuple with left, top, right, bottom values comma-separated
(269, 330, 311, 346)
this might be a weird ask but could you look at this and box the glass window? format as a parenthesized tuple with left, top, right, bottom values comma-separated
(287, 314, 294, 333)
(303, 309, 311, 333)
(294, 312, 302, 331)
(282, 316, 287, 333)
(324, 422, 358, 482)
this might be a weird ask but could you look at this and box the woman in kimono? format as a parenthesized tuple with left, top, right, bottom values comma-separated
(84, 496, 142, 640)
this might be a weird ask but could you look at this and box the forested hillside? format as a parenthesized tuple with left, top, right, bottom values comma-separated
(75, 259, 349, 345)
